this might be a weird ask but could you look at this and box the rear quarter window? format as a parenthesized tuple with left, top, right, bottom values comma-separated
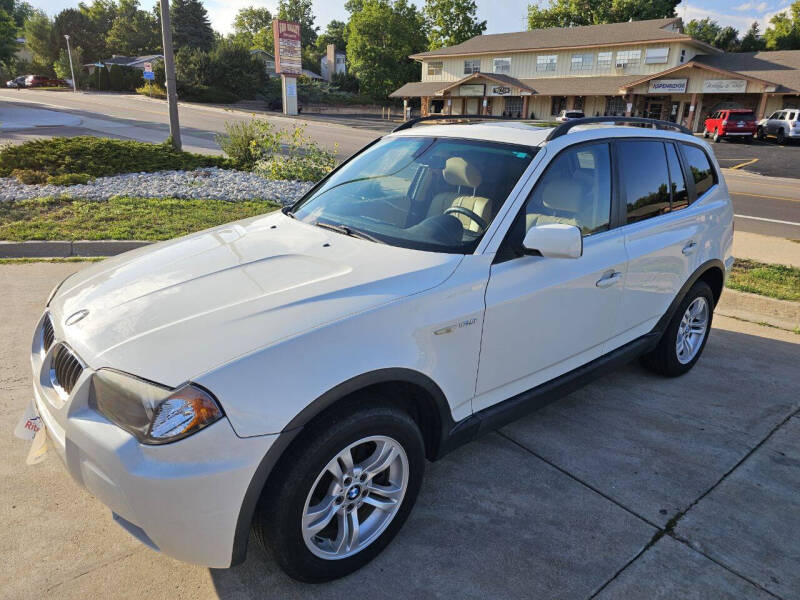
(680, 144, 716, 198)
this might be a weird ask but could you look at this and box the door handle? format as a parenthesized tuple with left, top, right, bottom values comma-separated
(682, 241, 698, 255)
(596, 271, 622, 288)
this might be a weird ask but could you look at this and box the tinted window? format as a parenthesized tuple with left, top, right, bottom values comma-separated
(619, 141, 671, 224)
(501, 143, 611, 256)
(665, 143, 689, 211)
(681, 144, 715, 197)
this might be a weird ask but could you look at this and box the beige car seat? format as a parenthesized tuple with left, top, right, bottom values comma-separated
(525, 179, 589, 233)
(428, 157, 493, 232)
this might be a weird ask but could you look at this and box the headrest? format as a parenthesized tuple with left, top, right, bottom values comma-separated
(443, 157, 482, 188)
(541, 180, 583, 214)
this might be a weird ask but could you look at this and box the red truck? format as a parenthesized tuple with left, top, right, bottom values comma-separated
(703, 108, 757, 143)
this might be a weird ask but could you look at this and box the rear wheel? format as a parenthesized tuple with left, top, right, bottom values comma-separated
(703, 128, 710, 139)
(641, 281, 714, 377)
(757, 126, 765, 140)
(713, 130, 721, 143)
(254, 401, 425, 582)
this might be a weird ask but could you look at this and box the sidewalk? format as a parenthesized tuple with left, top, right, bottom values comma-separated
(733, 230, 800, 268)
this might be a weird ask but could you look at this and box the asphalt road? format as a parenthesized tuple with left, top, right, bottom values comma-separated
(1, 90, 798, 240)
(2, 263, 800, 599)
(0, 89, 385, 158)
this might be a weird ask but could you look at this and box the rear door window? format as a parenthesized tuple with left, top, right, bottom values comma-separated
(680, 144, 716, 198)
(666, 143, 689, 211)
(618, 140, 671, 224)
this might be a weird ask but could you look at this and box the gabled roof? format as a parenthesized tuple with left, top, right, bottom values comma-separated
(694, 51, 800, 93)
(436, 72, 534, 95)
(100, 55, 162, 67)
(411, 18, 717, 59)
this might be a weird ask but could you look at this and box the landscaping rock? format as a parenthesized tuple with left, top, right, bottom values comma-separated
(0, 168, 314, 205)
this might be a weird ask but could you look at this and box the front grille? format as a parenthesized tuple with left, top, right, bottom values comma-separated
(42, 314, 55, 352)
(51, 344, 84, 395)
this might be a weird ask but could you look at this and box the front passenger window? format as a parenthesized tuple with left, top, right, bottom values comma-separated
(522, 143, 612, 236)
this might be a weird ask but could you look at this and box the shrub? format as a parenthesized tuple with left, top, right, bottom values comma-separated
(179, 85, 239, 104)
(47, 173, 94, 186)
(216, 119, 337, 180)
(136, 82, 167, 99)
(11, 169, 49, 184)
(0, 137, 229, 178)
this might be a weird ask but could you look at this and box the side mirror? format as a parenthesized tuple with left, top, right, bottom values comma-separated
(522, 223, 583, 259)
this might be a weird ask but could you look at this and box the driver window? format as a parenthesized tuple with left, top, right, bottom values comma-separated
(522, 142, 611, 236)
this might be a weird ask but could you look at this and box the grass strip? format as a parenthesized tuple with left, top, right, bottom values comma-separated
(727, 258, 800, 302)
(0, 196, 279, 241)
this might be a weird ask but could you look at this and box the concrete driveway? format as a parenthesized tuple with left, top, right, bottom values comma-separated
(2, 262, 799, 600)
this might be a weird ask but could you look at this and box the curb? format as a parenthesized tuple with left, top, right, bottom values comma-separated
(0, 240, 151, 258)
(717, 288, 799, 332)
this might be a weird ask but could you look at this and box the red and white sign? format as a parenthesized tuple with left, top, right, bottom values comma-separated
(273, 19, 302, 76)
(143, 62, 153, 73)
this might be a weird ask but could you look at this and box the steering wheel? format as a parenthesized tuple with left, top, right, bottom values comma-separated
(444, 206, 488, 232)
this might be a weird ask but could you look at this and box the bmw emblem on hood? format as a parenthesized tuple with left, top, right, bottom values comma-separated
(65, 309, 89, 325)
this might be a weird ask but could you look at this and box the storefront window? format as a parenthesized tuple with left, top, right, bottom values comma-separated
(571, 54, 594, 71)
(504, 97, 523, 117)
(605, 96, 625, 116)
(597, 52, 612, 70)
(427, 61, 443, 76)
(464, 59, 481, 74)
(536, 55, 557, 72)
(573, 96, 584, 111)
(551, 96, 567, 115)
(493, 57, 511, 74)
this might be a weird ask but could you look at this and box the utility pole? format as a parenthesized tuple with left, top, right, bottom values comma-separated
(158, 0, 182, 151)
(64, 35, 76, 93)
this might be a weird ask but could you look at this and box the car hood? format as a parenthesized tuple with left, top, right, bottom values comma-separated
(50, 212, 461, 386)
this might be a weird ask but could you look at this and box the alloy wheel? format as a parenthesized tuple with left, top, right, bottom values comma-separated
(675, 297, 709, 365)
(301, 435, 409, 560)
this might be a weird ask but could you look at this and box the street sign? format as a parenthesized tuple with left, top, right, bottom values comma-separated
(144, 62, 153, 73)
(143, 71, 155, 80)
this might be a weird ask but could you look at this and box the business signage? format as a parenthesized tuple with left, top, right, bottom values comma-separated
(648, 78, 687, 94)
(490, 86, 512, 96)
(702, 79, 747, 94)
(460, 84, 485, 96)
(273, 19, 301, 75)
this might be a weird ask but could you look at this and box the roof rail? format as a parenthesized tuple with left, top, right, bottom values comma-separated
(392, 114, 514, 132)
(545, 116, 693, 141)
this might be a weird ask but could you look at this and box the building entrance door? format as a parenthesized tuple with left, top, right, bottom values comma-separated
(466, 98, 479, 114)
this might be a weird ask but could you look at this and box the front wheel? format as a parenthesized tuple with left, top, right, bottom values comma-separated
(777, 129, 786, 144)
(757, 126, 765, 140)
(703, 128, 710, 139)
(641, 280, 714, 377)
(254, 402, 425, 582)
(713, 130, 721, 143)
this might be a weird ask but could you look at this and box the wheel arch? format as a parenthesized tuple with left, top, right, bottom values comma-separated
(230, 368, 454, 566)
(654, 259, 725, 335)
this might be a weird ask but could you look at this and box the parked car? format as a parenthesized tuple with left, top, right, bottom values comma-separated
(23, 75, 68, 88)
(556, 109, 585, 122)
(757, 109, 800, 144)
(6, 76, 26, 88)
(26, 117, 732, 582)
(703, 108, 756, 143)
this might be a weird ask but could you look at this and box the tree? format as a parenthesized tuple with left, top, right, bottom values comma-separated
(54, 44, 83, 79)
(78, 0, 118, 59)
(764, 1, 800, 50)
(424, 0, 485, 50)
(740, 21, 766, 52)
(527, 0, 679, 29)
(277, 0, 317, 47)
(106, 0, 160, 56)
(714, 26, 740, 52)
(685, 18, 740, 51)
(315, 19, 347, 54)
(0, 7, 17, 65)
(233, 6, 272, 37)
(171, 0, 214, 51)
(53, 8, 95, 59)
(23, 9, 58, 64)
(347, 0, 427, 100)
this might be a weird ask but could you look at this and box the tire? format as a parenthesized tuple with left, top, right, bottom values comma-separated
(703, 128, 709, 139)
(254, 400, 425, 582)
(641, 280, 714, 377)
(743, 135, 752, 144)
(757, 126, 765, 141)
(713, 130, 721, 143)
(777, 129, 785, 144)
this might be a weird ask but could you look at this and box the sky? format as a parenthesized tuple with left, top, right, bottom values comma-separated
(33, 0, 796, 38)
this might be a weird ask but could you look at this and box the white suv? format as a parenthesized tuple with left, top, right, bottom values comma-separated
(757, 109, 800, 144)
(27, 117, 733, 582)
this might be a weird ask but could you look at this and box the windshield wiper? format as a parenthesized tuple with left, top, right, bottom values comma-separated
(281, 206, 296, 218)
(314, 221, 385, 244)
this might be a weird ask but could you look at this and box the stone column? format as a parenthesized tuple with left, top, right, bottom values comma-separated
(421, 96, 430, 117)
(756, 92, 769, 120)
(685, 93, 698, 131)
(522, 95, 529, 119)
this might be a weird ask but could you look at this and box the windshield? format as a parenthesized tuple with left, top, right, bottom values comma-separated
(291, 136, 536, 253)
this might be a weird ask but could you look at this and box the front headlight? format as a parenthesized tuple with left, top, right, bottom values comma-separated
(89, 370, 224, 444)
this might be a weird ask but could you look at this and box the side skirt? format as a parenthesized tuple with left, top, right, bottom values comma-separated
(436, 332, 661, 458)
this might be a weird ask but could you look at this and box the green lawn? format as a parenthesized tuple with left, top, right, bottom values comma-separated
(0, 197, 279, 241)
(728, 259, 800, 302)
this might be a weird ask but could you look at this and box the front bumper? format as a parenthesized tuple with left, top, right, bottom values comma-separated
(30, 313, 277, 567)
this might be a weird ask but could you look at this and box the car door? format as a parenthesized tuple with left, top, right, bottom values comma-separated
(474, 141, 628, 411)
(610, 139, 715, 348)
(768, 112, 783, 135)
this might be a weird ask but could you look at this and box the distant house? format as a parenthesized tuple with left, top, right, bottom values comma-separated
(320, 44, 346, 82)
(85, 55, 163, 74)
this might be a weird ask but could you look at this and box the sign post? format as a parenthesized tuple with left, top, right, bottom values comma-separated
(273, 19, 302, 116)
(143, 62, 154, 98)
